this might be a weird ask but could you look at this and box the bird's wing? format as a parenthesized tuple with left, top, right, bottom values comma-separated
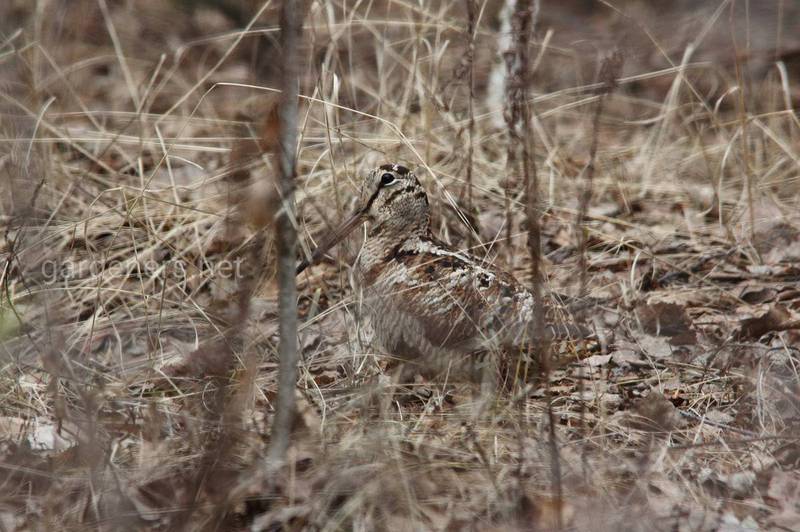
(372, 237, 542, 350)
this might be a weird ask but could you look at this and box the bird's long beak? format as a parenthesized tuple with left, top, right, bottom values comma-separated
(296, 207, 366, 275)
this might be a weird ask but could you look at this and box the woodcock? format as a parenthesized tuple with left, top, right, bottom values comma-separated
(296, 164, 583, 365)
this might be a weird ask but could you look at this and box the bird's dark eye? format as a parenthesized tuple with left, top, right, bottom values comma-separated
(380, 173, 395, 186)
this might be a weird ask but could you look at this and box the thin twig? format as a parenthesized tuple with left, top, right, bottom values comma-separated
(464, 0, 477, 250)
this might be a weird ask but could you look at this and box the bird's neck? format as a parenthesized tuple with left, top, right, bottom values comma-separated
(360, 220, 431, 271)
(367, 215, 430, 242)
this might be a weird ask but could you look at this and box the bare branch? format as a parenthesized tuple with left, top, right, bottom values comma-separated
(268, 0, 306, 464)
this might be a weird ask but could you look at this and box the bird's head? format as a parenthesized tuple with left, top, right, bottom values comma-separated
(297, 163, 429, 274)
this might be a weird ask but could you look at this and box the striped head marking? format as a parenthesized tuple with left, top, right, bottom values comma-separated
(296, 163, 430, 274)
(358, 164, 429, 235)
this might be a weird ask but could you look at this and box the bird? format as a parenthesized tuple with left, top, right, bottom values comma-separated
(296, 163, 584, 371)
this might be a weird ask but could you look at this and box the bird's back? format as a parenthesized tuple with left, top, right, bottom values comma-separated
(358, 233, 560, 362)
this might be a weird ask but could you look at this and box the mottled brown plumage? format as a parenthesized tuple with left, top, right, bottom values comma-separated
(297, 164, 577, 363)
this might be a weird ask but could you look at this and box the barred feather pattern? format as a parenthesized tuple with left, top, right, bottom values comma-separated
(299, 164, 577, 364)
(358, 232, 566, 360)
(345, 165, 573, 364)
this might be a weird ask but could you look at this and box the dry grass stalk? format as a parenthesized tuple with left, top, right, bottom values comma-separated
(502, 0, 566, 526)
(464, 0, 477, 250)
(576, 51, 623, 301)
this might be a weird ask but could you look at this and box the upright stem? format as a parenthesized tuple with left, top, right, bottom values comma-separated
(465, 0, 476, 250)
(504, 0, 561, 525)
(577, 51, 621, 300)
(269, 0, 304, 463)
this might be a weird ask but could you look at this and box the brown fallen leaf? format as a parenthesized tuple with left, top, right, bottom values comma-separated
(755, 221, 800, 265)
(636, 301, 697, 345)
(625, 391, 683, 433)
(312, 369, 338, 387)
(157, 341, 234, 389)
(766, 470, 800, 530)
(739, 285, 778, 305)
(736, 305, 798, 339)
(513, 494, 575, 531)
(584, 353, 612, 367)
(636, 334, 673, 359)
(774, 440, 800, 469)
(610, 348, 640, 367)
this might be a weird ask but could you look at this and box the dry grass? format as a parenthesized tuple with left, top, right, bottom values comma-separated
(2, 1, 799, 530)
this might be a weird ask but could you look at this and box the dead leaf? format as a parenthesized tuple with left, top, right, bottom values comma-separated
(0, 417, 75, 451)
(478, 210, 506, 245)
(637, 334, 673, 359)
(295, 390, 322, 434)
(636, 302, 697, 345)
(27, 422, 75, 452)
(518, 494, 575, 531)
(718, 512, 759, 531)
(766, 470, 800, 530)
(158, 341, 234, 388)
(774, 441, 800, 469)
(610, 348, 640, 367)
(571, 390, 622, 408)
(736, 305, 795, 339)
(699, 469, 756, 499)
(0, 417, 26, 441)
(703, 409, 734, 425)
(584, 354, 612, 367)
(312, 370, 338, 387)
(626, 391, 683, 433)
(755, 221, 800, 265)
(739, 285, 778, 305)
(250, 505, 310, 532)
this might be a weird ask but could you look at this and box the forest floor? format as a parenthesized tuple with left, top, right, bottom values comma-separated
(1, 1, 799, 530)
